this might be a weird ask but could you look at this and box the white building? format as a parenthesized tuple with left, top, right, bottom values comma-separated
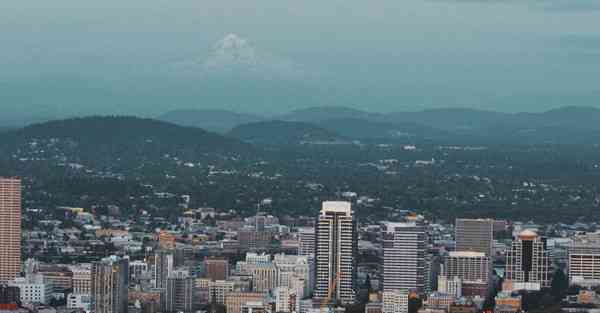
(314, 201, 357, 305)
(67, 293, 92, 310)
(9, 274, 53, 305)
(505, 230, 550, 291)
(382, 290, 409, 313)
(568, 234, 600, 287)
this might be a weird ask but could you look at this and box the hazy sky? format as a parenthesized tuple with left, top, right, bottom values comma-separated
(1, 0, 600, 123)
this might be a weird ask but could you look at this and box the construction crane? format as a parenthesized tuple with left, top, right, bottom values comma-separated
(321, 272, 341, 313)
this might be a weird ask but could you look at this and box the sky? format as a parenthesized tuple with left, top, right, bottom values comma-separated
(1, 0, 600, 124)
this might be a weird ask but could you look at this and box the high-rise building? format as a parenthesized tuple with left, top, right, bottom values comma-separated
(203, 258, 229, 281)
(314, 201, 357, 305)
(0, 178, 21, 283)
(568, 234, 600, 287)
(166, 270, 193, 313)
(383, 222, 427, 294)
(298, 227, 316, 257)
(455, 219, 494, 257)
(443, 252, 490, 285)
(442, 251, 491, 298)
(91, 256, 129, 313)
(155, 250, 174, 289)
(505, 230, 550, 291)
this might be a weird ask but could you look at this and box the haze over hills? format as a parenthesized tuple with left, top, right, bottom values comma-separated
(158, 105, 600, 144)
(158, 109, 264, 133)
(228, 120, 344, 145)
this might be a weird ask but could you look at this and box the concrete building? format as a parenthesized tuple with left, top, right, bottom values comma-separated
(165, 270, 193, 313)
(224, 292, 265, 313)
(203, 258, 229, 281)
(568, 235, 600, 287)
(208, 280, 234, 304)
(455, 219, 494, 257)
(91, 256, 129, 313)
(382, 290, 409, 313)
(274, 254, 314, 296)
(314, 201, 357, 305)
(441, 251, 491, 297)
(154, 250, 174, 289)
(0, 178, 21, 283)
(67, 293, 92, 310)
(8, 275, 52, 305)
(437, 276, 462, 298)
(70, 264, 92, 295)
(298, 227, 316, 257)
(251, 263, 278, 292)
(504, 230, 550, 291)
(383, 222, 427, 294)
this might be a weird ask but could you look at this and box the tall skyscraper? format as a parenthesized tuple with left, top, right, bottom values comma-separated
(314, 201, 357, 305)
(166, 270, 193, 313)
(0, 178, 21, 283)
(298, 227, 316, 257)
(383, 222, 427, 295)
(455, 219, 494, 257)
(91, 256, 129, 313)
(155, 250, 174, 289)
(505, 230, 550, 291)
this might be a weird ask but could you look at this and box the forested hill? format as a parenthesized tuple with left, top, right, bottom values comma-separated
(0, 116, 253, 166)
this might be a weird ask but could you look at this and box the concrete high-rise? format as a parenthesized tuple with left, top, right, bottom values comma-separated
(0, 178, 21, 283)
(383, 222, 427, 295)
(298, 227, 316, 257)
(505, 230, 550, 291)
(155, 250, 174, 289)
(91, 256, 129, 313)
(455, 219, 494, 257)
(314, 201, 357, 305)
(166, 270, 193, 313)
(568, 234, 600, 287)
(442, 251, 491, 298)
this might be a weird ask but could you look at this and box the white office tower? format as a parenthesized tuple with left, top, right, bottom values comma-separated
(383, 222, 427, 294)
(505, 230, 551, 291)
(568, 234, 600, 287)
(437, 276, 462, 298)
(382, 290, 409, 313)
(314, 201, 357, 305)
(298, 227, 316, 256)
(155, 250, 174, 289)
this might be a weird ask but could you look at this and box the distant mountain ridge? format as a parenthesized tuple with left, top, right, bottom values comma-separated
(158, 109, 263, 133)
(228, 120, 345, 145)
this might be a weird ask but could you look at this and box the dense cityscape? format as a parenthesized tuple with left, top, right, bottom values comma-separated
(3, 172, 600, 313)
